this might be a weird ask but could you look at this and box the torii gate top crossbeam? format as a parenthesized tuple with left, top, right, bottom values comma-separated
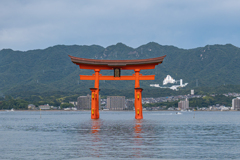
(69, 55, 166, 70)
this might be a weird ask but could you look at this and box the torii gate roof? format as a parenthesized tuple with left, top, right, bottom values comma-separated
(69, 55, 166, 70)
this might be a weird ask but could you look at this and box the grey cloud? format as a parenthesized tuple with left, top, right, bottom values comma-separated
(0, 0, 240, 51)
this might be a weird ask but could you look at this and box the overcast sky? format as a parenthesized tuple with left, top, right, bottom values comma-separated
(0, 0, 240, 51)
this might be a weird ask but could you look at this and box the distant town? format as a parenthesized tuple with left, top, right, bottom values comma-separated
(24, 90, 240, 112)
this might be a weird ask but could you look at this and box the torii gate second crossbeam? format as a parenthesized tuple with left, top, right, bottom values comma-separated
(69, 55, 166, 119)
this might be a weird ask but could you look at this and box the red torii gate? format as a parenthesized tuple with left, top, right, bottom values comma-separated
(69, 55, 166, 119)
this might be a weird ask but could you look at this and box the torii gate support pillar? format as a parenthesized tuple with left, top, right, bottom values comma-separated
(90, 69, 100, 119)
(135, 88, 143, 119)
(90, 88, 99, 119)
(134, 69, 143, 119)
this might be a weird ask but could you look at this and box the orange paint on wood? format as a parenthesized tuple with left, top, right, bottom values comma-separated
(90, 88, 99, 119)
(134, 88, 143, 119)
(69, 55, 166, 119)
(80, 75, 155, 81)
(78, 63, 158, 70)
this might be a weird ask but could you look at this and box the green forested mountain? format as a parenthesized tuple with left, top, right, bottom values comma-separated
(0, 42, 240, 97)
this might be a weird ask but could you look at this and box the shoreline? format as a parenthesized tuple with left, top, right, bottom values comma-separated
(0, 110, 238, 112)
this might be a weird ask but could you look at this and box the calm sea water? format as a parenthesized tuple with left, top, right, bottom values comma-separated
(0, 111, 240, 159)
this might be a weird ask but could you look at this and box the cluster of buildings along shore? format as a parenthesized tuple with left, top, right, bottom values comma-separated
(27, 91, 240, 111)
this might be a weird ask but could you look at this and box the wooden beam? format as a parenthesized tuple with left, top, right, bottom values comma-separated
(80, 75, 155, 80)
(77, 63, 159, 70)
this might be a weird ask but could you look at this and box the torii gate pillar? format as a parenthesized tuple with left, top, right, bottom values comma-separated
(135, 87, 143, 119)
(90, 69, 100, 119)
(134, 69, 143, 119)
(90, 88, 99, 119)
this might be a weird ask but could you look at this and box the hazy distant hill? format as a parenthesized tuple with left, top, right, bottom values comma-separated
(0, 42, 240, 96)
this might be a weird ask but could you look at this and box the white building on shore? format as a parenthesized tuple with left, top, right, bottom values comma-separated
(39, 104, 50, 110)
(178, 98, 189, 110)
(107, 96, 125, 110)
(232, 97, 240, 110)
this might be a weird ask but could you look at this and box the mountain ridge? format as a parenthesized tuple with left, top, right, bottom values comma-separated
(1, 42, 240, 96)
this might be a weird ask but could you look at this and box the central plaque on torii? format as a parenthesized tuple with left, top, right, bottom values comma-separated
(69, 55, 166, 119)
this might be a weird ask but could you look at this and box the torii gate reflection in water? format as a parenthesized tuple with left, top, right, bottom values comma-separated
(69, 55, 166, 119)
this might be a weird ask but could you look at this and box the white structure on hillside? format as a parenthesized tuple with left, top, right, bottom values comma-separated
(163, 75, 176, 85)
(191, 89, 194, 95)
(150, 75, 188, 91)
